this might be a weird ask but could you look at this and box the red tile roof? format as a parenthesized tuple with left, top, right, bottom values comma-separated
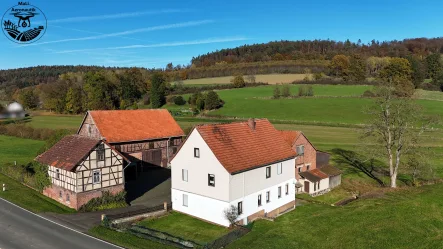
(196, 119, 297, 174)
(88, 109, 184, 143)
(35, 135, 100, 171)
(279, 130, 302, 146)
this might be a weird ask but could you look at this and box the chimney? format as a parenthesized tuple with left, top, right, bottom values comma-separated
(248, 118, 256, 130)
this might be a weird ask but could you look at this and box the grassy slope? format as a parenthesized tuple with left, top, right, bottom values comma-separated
(28, 115, 83, 129)
(228, 184, 443, 249)
(177, 74, 312, 85)
(0, 173, 75, 213)
(89, 226, 174, 249)
(0, 135, 45, 165)
(138, 212, 229, 244)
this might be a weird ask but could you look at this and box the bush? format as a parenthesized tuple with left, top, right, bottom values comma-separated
(361, 90, 376, 98)
(281, 84, 291, 97)
(0, 124, 74, 142)
(298, 85, 314, 96)
(142, 95, 150, 105)
(306, 86, 314, 96)
(0, 161, 50, 192)
(205, 91, 223, 110)
(173, 96, 187, 105)
(166, 95, 177, 104)
(273, 85, 281, 99)
(231, 75, 246, 88)
(313, 72, 324, 80)
(79, 191, 127, 212)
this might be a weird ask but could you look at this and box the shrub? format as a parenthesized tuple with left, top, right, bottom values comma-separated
(306, 86, 314, 96)
(196, 96, 205, 111)
(0, 161, 50, 192)
(173, 96, 187, 105)
(205, 91, 223, 110)
(230, 75, 246, 88)
(281, 84, 291, 97)
(313, 72, 324, 80)
(166, 95, 177, 104)
(223, 205, 239, 227)
(298, 85, 314, 96)
(361, 90, 376, 98)
(79, 191, 127, 212)
(143, 95, 150, 105)
(273, 85, 281, 99)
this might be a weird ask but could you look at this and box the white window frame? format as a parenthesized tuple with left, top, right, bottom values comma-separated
(258, 194, 262, 206)
(266, 191, 270, 203)
(297, 145, 305, 155)
(56, 169, 60, 179)
(278, 186, 282, 198)
(182, 169, 188, 182)
(183, 194, 188, 207)
(285, 184, 289, 195)
(238, 201, 243, 215)
(306, 164, 311, 171)
(93, 170, 101, 184)
(277, 163, 282, 175)
(194, 148, 200, 158)
(97, 144, 105, 162)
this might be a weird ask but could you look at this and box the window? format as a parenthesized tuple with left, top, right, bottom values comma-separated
(306, 164, 310, 171)
(208, 174, 215, 187)
(183, 194, 188, 207)
(266, 191, 270, 203)
(87, 124, 92, 136)
(59, 191, 62, 199)
(277, 163, 282, 175)
(66, 194, 70, 202)
(317, 182, 320, 189)
(314, 182, 317, 191)
(296, 145, 305, 155)
(278, 186, 282, 198)
(56, 169, 60, 179)
(97, 144, 105, 161)
(298, 167, 302, 173)
(285, 184, 289, 195)
(266, 166, 271, 179)
(258, 194, 262, 206)
(182, 169, 188, 182)
(93, 170, 101, 184)
(238, 201, 243, 215)
(194, 148, 200, 158)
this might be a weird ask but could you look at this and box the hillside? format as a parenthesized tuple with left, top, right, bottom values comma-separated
(191, 38, 443, 66)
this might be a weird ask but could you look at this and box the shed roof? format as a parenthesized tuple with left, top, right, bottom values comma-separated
(319, 164, 342, 176)
(35, 135, 101, 171)
(195, 119, 297, 174)
(299, 168, 329, 182)
(87, 109, 185, 143)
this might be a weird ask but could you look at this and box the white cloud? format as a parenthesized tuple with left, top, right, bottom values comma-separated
(53, 37, 248, 54)
(21, 20, 213, 47)
(48, 9, 187, 23)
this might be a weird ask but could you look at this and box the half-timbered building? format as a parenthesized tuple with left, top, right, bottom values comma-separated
(77, 110, 185, 178)
(36, 135, 128, 210)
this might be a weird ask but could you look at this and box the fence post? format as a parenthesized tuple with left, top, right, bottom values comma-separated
(2, 184, 5, 191)
(164, 202, 168, 211)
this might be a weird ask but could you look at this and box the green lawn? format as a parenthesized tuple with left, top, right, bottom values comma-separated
(89, 226, 174, 249)
(0, 173, 75, 214)
(228, 184, 443, 249)
(0, 135, 45, 165)
(27, 115, 83, 129)
(138, 212, 230, 244)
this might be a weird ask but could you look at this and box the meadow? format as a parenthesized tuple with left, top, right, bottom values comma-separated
(0, 135, 45, 165)
(176, 73, 311, 85)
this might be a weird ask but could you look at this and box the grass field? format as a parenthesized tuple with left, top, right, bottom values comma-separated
(0, 135, 45, 165)
(227, 184, 443, 249)
(138, 212, 229, 244)
(0, 173, 75, 213)
(177, 74, 312, 85)
(28, 115, 83, 129)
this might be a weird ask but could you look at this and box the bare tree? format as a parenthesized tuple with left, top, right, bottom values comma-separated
(223, 205, 239, 227)
(362, 82, 434, 188)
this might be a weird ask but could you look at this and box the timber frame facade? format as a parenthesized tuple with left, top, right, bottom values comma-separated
(43, 141, 125, 210)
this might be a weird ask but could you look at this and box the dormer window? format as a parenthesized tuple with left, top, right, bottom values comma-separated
(194, 148, 200, 158)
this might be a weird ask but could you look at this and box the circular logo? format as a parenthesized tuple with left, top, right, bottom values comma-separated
(2, 2, 47, 44)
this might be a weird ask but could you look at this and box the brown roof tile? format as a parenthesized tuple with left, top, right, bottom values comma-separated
(319, 164, 342, 176)
(35, 135, 100, 171)
(89, 109, 185, 143)
(196, 119, 297, 174)
(279, 130, 302, 146)
(299, 168, 329, 182)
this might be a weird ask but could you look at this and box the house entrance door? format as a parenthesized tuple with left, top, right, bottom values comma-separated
(304, 181, 309, 193)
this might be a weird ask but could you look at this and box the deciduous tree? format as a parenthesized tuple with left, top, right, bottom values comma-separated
(150, 72, 166, 108)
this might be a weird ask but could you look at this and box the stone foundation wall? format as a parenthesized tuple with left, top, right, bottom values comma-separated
(247, 209, 265, 223)
(43, 184, 125, 210)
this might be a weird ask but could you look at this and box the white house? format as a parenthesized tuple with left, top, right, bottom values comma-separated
(170, 119, 297, 227)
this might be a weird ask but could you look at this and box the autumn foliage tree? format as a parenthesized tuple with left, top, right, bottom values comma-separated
(329, 55, 350, 79)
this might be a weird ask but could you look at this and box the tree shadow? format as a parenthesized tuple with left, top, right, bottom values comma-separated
(331, 148, 387, 187)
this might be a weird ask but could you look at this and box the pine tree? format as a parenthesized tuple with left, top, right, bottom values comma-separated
(150, 72, 166, 108)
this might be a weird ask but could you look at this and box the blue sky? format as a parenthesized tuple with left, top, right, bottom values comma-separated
(1, 0, 442, 69)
